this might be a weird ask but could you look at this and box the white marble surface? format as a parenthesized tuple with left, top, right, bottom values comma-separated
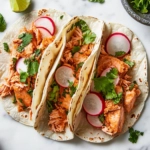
(0, 0, 150, 150)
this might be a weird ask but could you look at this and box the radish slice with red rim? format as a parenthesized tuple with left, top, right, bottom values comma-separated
(55, 66, 75, 88)
(83, 92, 105, 116)
(86, 114, 103, 128)
(34, 16, 55, 35)
(16, 58, 27, 74)
(105, 33, 131, 57)
(101, 68, 120, 85)
(37, 27, 51, 38)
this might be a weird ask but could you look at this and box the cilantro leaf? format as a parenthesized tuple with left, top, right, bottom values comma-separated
(71, 46, 80, 55)
(20, 71, 28, 83)
(68, 81, 77, 96)
(60, 15, 64, 19)
(27, 60, 39, 76)
(128, 127, 144, 143)
(13, 95, 17, 104)
(93, 68, 122, 103)
(89, 0, 105, 3)
(27, 89, 33, 97)
(75, 19, 96, 44)
(34, 49, 41, 57)
(115, 51, 126, 57)
(3, 43, 10, 52)
(0, 14, 6, 32)
(17, 33, 33, 52)
(76, 62, 84, 71)
(98, 114, 105, 123)
(123, 58, 135, 68)
(129, 83, 135, 91)
(47, 100, 54, 113)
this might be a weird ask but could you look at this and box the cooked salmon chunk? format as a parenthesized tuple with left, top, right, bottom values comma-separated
(102, 100, 125, 135)
(124, 87, 141, 113)
(97, 55, 129, 76)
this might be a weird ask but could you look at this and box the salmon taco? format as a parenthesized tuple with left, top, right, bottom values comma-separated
(0, 9, 71, 126)
(72, 23, 148, 143)
(34, 16, 104, 141)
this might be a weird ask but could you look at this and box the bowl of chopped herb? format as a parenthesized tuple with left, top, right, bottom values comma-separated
(121, 0, 150, 25)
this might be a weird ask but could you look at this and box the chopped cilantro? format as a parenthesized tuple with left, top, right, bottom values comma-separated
(89, 0, 105, 3)
(98, 114, 105, 123)
(12, 57, 17, 65)
(75, 19, 96, 44)
(60, 15, 64, 19)
(13, 95, 17, 104)
(76, 62, 84, 71)
(20, 71, 28, 83)
(71, 46, 80, 55)
(93, 68, 122, 104)
(3, 43, 10, 52)
(115, 51, 126, 57)
(47, 100, 53, 113)
(34, 49, 41, 57)
(128, 127, 144, 143)
(129, 83, 135, 91)
(0, 13, 6, 32)
(17, 33, 33, 52)
(27, 89, 33, 97)
(123, 58, 135, 68)
(68, 81, 77, 96)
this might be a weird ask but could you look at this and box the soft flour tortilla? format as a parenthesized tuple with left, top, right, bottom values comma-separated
(34, 16, 104, 141)
(73, 23, 149, 143)
(0, 9, 71, 126)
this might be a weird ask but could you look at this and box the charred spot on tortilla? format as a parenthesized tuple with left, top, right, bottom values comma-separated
(139, 78, 142, 82)
(41, 133, 45, 136)
(89, 138, 94, 141)
(59, 136, 62, 139)
(136, 114, 140, 120)
(131, 114, 135, 118)
(38, 9, 48, 16)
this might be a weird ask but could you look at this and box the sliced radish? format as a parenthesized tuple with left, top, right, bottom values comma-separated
(34, 16, 55, 36)
(55, 66, 75, 88)
(37, 27, 51, 38)
(101, 68, 120, 85)
(86, 114, 103, 128)
(16, 58, 27, 74)
(105, 33, 131, 57)
(83, 92, 105, 116)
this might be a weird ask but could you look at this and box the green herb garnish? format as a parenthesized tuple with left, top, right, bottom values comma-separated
(3, 43, 10, 52)
(47, 100, 54, 113)
(89, 0, 105, 3)
(98, 114, 105, 123)
(76, 62, 84, 71)
(13, 95, 17, 104)
(128, 127, 144, 143)
(71, 46, 80, 55)
(0, 13, 6, 32)
(34, 49, 41, 57)
(115, 51, 126, 57)
(60, 15, 64, 19)
(129, 83, 135, 91)
(75, 19, 96, 44)
(93, 68, 122, 104)
(68, 81, 77, 96)
(131, 0, 150, 14)
(20, 71, 29, 83)
(17, 33, 33, 52)
(123, 58, 135, 68)
(27, 89, 33, 97)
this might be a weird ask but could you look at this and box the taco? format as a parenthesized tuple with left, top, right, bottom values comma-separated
(0, 8, 71, 126)
(72, 23, 148, 143)
(34, 16, 104, 141)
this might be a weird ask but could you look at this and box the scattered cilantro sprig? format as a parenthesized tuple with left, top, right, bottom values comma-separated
(123, 58, 135, 68)
(98, 114, 105, 123)
(17, 33, 33, 52)
(88, 0, 105, 3)
(0, 13, 6, 32)
(75, 19, 96, 44)
(68, 81, 77, 96)
(93, 68, 122, 104)
(3, 43, 10, 53)
(128, 127, 144, 143)
(115, 51, 126, 57)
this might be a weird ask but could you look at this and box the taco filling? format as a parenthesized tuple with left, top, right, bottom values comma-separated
(82, 32, 141, 135)
(0, 17, 55, 112)
(46, 19, 96, 132)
